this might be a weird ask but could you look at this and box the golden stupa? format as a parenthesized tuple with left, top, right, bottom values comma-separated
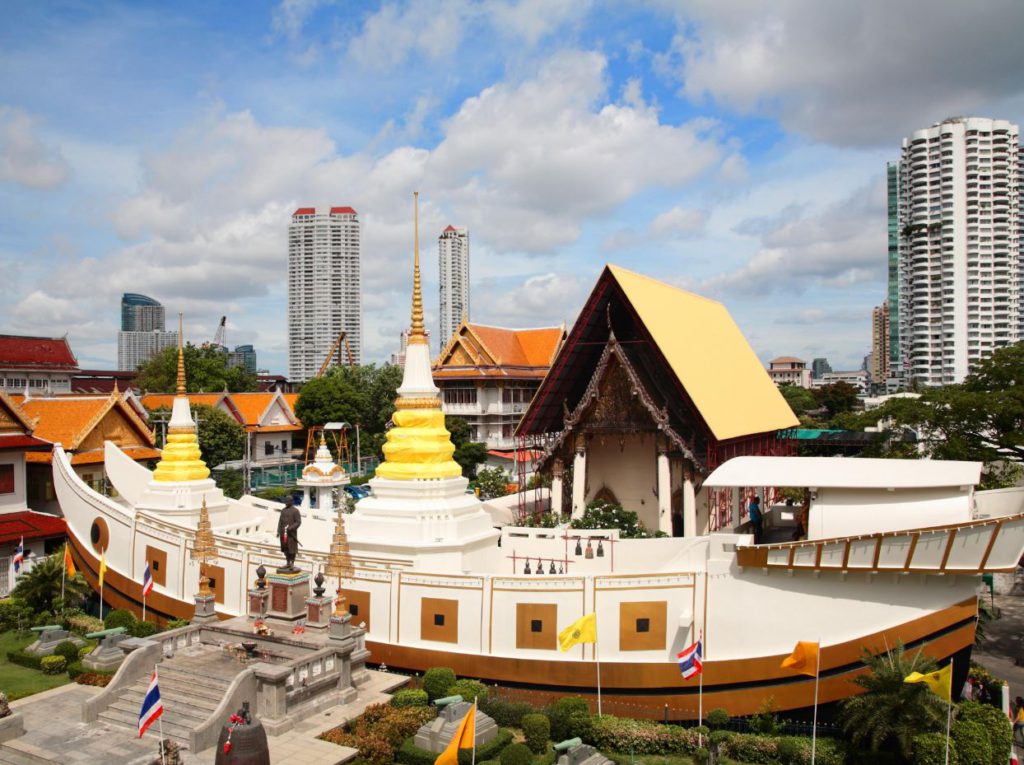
(152, 315, 211, 482)
(375, 192, 462, 481)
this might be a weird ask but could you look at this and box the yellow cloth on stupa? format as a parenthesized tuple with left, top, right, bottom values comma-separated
(375, 408, 462, 480)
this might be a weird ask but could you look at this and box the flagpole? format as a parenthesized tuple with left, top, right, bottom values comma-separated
(156, 665, 166, 765)
(61, 548, 66, 609)
(595, 639, 602, 718)
(698, 665, 704, 748)
(472, 697, 477, 765)
(811, 637, 820, 765)
(944, 658, 952, 765)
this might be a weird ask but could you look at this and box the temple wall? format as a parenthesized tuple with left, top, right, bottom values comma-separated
(584, 434, 658, 529)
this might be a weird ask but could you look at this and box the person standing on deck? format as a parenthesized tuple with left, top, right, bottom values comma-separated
(748, 495, 763, 544)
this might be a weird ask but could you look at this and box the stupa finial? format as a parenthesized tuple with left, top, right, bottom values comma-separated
(176, 313, 186, 396)
(408, 191, 427, 345)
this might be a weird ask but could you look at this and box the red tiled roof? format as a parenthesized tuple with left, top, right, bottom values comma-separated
(330, 206, 357, 215)
(443, 225, 457, 232)
(0, 335, 78, 370)
(0, 434, 51, 451)
(0, 511, 66, 545)
(293, 207, 316, 216)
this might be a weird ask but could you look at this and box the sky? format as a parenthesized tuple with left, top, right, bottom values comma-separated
(2, 1, 1023, 375)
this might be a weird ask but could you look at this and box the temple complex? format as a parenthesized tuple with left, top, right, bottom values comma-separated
(517, 265, 799, 536)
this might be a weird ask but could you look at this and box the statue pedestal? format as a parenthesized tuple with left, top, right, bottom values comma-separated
(266, 571, 310, 622)
(328, 611, 352, 641)
(305, 596, 334, 630)
(192, 593, 217, 624)
(248, 588, 268, 620)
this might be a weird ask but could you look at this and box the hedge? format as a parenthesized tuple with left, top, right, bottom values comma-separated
(956, 700, 1012, 764)
(521, 713, 550, 754)
(397, 728, 513, 765)
(447, 678, 490, 704)
(480, 698, 534, 728)
(499, 743, 532, 765)
(545, 697, 590, 742)
(103, 609, 136, 631)
(950, 719, 991, 765)
(53, 641, 80, 663)
(423, 667, 456, 702)
(6, 650, 42, 670)
(40, 655, 67, 675)
(391, 689, 429, 708)
(591, 716, 701, 756)
(912, 732, 959, 765)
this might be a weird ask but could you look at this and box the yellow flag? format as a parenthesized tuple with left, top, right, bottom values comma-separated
(434, 703, 476, 765)
(781, 641, 820, 677)
(98, 549, 107, 587)
(558, 613, 597, 652)
(904, 664, 952, 700)
(64, 545, 76, 578)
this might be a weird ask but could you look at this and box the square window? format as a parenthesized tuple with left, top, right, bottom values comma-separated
(530, 619, 543, 633)
(636, 618, 650, 633)
(208, 577, 217, 590)
(152, 560, 159, 572)
(434, 614, 445, 627)
(349, 604, 359, 616)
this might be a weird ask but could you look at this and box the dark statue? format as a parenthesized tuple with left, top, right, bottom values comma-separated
(276, 496, 301, 572)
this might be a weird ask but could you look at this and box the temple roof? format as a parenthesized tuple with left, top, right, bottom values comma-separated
(16, 392, 155, 454)
(518, 264, 798, 444)
(0, 391, 51, 451)
(0, 334, 79, 371)
(0, 511, 66, 544)
(434, 322, 565, 379)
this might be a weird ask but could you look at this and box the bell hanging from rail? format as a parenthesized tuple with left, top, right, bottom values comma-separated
(574, 538, 583, 556)
(585, 540, 594, 559)
(548, 560, 556, 574)
(596, 540, 604, 558)
(558, 563, 564, 574)
(524, 559, 531, 575)
(536, 558, 543, 575)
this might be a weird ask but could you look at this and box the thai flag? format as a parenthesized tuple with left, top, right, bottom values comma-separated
(142, 564, 154, 597)
(138, 670, 163, 738)
(12, 538, 23, 575)
(677, 639, 703, 679)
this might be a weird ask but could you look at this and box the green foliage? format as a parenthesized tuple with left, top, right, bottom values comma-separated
(390, 689, 429, 708)
(103, 609, 136, 631)
(545, 697, 590, 741)
(590, 716, 702, 755)
(0, 599, 35, 632)
(814, 381, 860, 417)
(956, 699, 1012, 761)
(320, 701, 436, 765)
(7, 650, 43, 670)
(705, 708, 730, 729)
(53, 641, 80, 663)
(570, 500, 662, 538)
(480, 698, 535, 728)
(40, 655, 67, 675)
(950, 718, 990, 765)
(134, 343, 257, 392)
(447, 416, 488, 478)
(749, 696, 781, 735)
(499, 743, 533, 765)
(65, 613, 104, 635)
(422, 667, 457, 701)
(215, 468, 244, 499)
(150, 404, 246, 469)
(396, 729, 512, 765)
(77, 646, 92, 660)
(11, 548, 90, 613)
(129, 620, 159, 638)
(912, 732, 957, 765)
(447, 678, 490, 703)
(521, 713, 550, 754)
(476, 467, 512, 500)
(839, 642, 946, 758)
(165, 618, 191, 630)
(779, 383, 818, 416)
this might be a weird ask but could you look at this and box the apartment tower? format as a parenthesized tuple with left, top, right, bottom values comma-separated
(287, 207, 362, 381)
(438, 225, 469, 349)
(894, 117, 1020, 386)
(870, 300, 890, 384)
(117, 293, 177, 371)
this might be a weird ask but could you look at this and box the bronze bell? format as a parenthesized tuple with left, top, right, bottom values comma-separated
(585, 539, 594, 559)
(215, 703, 269, 765)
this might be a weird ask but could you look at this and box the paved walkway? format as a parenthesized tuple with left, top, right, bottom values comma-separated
(0, 669, 406, 765)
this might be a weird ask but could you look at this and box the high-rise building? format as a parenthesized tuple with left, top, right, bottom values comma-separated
(117, 293, 176, 371)
(438, 225, 469, 348)
(287, 207, 362, 381)
(228, 344, 257, 374)
(886, 162, 901, 371)
(895, 117, 1020, 386)
(811, 358, 832, 379)
(871, 300, 890, 383)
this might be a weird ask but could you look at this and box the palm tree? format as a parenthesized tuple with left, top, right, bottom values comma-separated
(11, 546, 91, 614)
(839, 642, 947, 758)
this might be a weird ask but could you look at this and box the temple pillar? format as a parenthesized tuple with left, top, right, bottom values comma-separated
(301, 487, 311, 511)
(682, 469, 697, 538)
(657, 449, 672, 536)
(551, 458, 564, 517)
(571, 442, 587, 520)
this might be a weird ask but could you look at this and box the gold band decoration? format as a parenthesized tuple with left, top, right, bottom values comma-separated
(324, 508, 355, 616)
(191, 497, 218, 597)
(408, 191, 428, 346)
(175, 313, 186, 395)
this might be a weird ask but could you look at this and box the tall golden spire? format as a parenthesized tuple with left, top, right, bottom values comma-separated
(324, 508, 355, 615)
(191, 497, 217, 596)
(176, 313, 186, 395)
(408, 191, 427, 345)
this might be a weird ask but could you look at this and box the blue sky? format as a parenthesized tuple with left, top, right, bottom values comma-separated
(2, 0, 1023, 373)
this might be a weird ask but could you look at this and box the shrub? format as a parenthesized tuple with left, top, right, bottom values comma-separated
(521, 713, 550, 754)
(391, 689, 429, 708)
(0, 599, 33, 632)
(78, 646, 93, 660)
(499, 743, 533, 765)
(53, 640, 80, 663)
(66, 613, 104, 635)
(749, 697, 782, 735)
(165, 618, 191, 630)
(103, 609, 136, 631)
(705, 708, 730, 729)
(129, 621, 159, 638)
(6, 650, 42, 670)
(591, 715, 700, 756)
(395, 729, 512, 765)
(912, 732, 959, 765)
(564, 712, 594, 744)
(956, 699, 1011, 763)
(73, 670, 114, 687)
(570, 500, 659, 538)
(423, 667, 457, 702)
(546, 697, 590, 741)
(776, 736, 805, 764)
(950, 718, 991, 765)
(41, 655, 67, 675)
(447, 679, 490, 704)
(480, 698, 534, 728)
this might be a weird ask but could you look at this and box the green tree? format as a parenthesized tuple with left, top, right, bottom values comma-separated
(217, 468, 244, 499)
(839, 642, 946, 758)
(570, 499, 661, 538)
(476, 466, 511, 500)
(149, 405, 245, 469)
(12, 547, 91, 613)
(135, 343, 257, 392)
(778, 383, 817, 416)
(445, 416, 487, 477)
(813, 381, 860, 418)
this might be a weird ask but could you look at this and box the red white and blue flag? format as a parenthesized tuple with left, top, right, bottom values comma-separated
(142, 564, 154, 597)
(677, 639, 703, 679)
(137, 670, 163, 738)
(12, 538, 24, 575)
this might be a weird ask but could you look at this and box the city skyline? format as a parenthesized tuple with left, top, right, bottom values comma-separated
(1, 2, 1023, 375)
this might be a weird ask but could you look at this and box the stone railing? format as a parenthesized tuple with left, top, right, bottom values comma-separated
(157, 623, 204, 656)
(82, 637, 162, 723)
(190, 668, 257, 754)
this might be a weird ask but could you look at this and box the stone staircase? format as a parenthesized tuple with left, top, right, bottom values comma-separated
(96, 644, 243, 746)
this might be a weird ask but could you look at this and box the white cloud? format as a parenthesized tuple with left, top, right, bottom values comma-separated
(475, 272, 585, 327)
(649, 206, 706, 238)
(271, 0, 330, 41)
(0, 106, 70, 189)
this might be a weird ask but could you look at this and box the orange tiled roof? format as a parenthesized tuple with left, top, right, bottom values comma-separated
(257, 424, 302, 433)
(434, 323, 564, 378)
(231, 392, 276, 425)
(283, 393, 299, 409)
(139, 393, 226, 411)
(18, 394, 154, 451)
(70, 446, 161, 465)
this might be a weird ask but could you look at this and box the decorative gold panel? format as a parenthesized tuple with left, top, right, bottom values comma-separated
(340, 588, 371, 631)
(205, 563, 226, 605)
(619, 601, 667, 651)
(420, 597, 459, 644)
(145, 545, 167, 587)
(515, 603, 557, 650)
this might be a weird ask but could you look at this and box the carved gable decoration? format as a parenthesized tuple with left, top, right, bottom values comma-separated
(79, 408, 151, 451)
(583, 356, 655, 433)
(448, 344, 476, 367)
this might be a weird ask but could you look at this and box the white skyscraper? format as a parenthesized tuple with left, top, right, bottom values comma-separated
(287, 206, 362, 381)
(117, 293, 177, 371)
(895, 117, 1020, 386)
(438, 225, 469, 348)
